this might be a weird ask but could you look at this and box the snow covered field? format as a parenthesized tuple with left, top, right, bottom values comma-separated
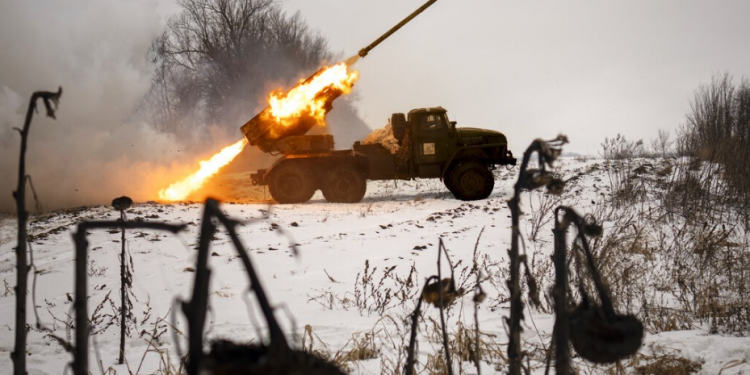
(1, 158, 749, 374)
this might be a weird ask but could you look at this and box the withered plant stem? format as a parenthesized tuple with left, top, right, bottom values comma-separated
(543, 325, 556, 375)
(72, 221, 185, 375)
(404, 276, 434, 375)
(566, 209, 616, 320)
(182, 199, 290, 375)
(552, 208, 571, 375)
(118, 210, 127, 365)
(506, 136, 567, 374)
(472, 227, 485, 375)
(473, 227, 485, 375)
(183, 204, 213, 375)
(507, 141, 538, 375)
(473, 290, 482, 375)
(12, 88, 61, 375)
(437, 239, 454, 375)
(210, 200, 289, 351)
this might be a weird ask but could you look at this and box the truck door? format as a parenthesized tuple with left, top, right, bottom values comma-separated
(412, 112, 450, 177)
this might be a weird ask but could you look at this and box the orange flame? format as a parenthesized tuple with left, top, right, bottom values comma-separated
(268, 62, 358, 127)
(158, 138, 248, 201)
(156, 62, 358, 201)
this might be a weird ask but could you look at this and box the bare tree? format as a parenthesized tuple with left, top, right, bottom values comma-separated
(138, 0, 371, 152)
(600, 134, 644, 160)
(148, 0, 331, 127)
(650, 128, 674, 158)
(677, 73, 750, 217)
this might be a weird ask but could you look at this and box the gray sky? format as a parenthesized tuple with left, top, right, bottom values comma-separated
(282, 0, 750, 154)
(1, 0, 749, 211)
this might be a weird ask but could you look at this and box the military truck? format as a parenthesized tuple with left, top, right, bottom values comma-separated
(247, 107, 516, 203)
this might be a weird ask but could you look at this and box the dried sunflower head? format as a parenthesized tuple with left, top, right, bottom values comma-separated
(203, 339, 347, 375)
(473, 292, 487, 304)
(422, 278, 464, 308)
(569, 302, 644, 364)
(473, 285, 487, 304)
(582, 214, 603, 237)
(546, 177, 566, 195)
(538, 134, 569, 166)
(112, 196, 133, 211)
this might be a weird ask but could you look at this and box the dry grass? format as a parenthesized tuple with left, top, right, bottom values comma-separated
(630, 346, 703, 375)
(301, 324, 355, 372)
(307, 260, 420, 316)
(633, 355, 702, 375)
(575, 344, 702, 375)
(424, 351, 448, 375)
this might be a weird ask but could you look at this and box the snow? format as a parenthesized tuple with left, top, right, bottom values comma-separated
(1, 158, 749, 374)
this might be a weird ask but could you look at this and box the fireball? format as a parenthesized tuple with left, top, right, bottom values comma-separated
(268, 62, 358, 127)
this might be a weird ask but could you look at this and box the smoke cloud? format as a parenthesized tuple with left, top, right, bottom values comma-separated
(0, 1, 373, 214)
(0, 1, 243, 213)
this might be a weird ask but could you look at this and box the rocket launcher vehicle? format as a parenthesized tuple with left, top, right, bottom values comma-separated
(240, 0, 439, 154)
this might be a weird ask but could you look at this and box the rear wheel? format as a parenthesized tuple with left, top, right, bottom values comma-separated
(322, 165, 367, 203)
(446, 160, 494, 201)
(268, 161, 316, 204)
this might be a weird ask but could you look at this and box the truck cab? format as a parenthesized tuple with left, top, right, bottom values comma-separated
(388, 106, 515, 200)
(410, 108, 452, 176)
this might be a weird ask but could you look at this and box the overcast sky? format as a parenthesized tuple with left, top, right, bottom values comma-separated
(1, 0, 749, 211)
(281, 0, 750, 154)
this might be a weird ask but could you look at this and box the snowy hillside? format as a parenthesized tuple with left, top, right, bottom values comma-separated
(1, 158, 749, 375)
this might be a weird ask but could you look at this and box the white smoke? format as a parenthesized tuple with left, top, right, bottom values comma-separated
(0, 1, 375, 213)
(0, 1, 215, 213)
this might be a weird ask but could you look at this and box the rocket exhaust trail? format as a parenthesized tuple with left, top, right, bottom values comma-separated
(344, 54, 360, 67)
(158, 138, 248, 201)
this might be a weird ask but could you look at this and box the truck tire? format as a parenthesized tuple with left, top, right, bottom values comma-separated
(321, 165, 367, 203)
(268, 161, 317, 204)
(443, 175, 456, 195)
(446, 160, 494, 201)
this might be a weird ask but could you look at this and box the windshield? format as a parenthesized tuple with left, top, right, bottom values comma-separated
(420, 112, 449, 130)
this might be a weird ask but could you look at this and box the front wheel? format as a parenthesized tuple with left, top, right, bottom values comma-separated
(321, 165, 367, 203)
(445, 161, 494, 201)
(268, 161, 317, 204)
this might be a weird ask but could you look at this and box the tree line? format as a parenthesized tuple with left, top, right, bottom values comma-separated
(141, 0, 368, 147)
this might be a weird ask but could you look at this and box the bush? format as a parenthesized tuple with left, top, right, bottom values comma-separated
(677, 73, 750, 221)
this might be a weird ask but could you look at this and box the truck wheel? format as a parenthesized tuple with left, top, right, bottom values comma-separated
(443, 170, 457, 194)
(447, 161, 494, 201)
(268, 161, 316, 204)
(322, 165, 367, 203)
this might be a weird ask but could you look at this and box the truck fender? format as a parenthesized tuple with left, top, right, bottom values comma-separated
(326, 153, 370, 182)
(258, 155, 314, 186)
(262, 151, 369, 185)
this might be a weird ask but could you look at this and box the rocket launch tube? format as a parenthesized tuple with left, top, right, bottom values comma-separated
(240, 64, 345, 153)
(358, 0, 440, 58)
(240, 0, 440, 152)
